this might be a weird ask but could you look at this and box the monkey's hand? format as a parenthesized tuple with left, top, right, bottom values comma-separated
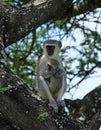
(49, 100, 58, 112)
(44, 69, 57, 79)
(54, 69, 65, 78)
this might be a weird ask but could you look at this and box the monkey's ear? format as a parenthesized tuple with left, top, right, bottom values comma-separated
(59, 41, 62, 48)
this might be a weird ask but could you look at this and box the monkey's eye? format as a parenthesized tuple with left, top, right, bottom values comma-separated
(46, 45, 55, 50)
(46, 45, 55, 56)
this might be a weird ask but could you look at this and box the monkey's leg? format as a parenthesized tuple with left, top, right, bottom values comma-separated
(39, 76, 58, 110)
(56, 77, 66, 107)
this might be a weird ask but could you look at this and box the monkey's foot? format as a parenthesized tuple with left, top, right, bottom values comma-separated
(49, 101, 58, 112)
(57, 100, 66, 107)
(56, 100, 66, 113)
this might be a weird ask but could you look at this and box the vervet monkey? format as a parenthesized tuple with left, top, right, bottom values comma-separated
(36, 40, 67, 110)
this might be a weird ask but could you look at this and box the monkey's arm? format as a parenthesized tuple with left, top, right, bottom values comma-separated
(57, 76, 67, 102)
(54, 68, 65, 78)
(43, 69, 57, 79)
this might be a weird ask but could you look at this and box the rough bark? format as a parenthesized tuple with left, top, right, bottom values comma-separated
(65, 86, 101, 130)
(0, 0, 101, 47)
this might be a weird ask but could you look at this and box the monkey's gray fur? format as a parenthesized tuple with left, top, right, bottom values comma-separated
(36, 40, 67, 110)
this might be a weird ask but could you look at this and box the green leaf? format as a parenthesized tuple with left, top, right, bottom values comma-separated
(37, 112, 48, 122)
(0, 87, 10, 93)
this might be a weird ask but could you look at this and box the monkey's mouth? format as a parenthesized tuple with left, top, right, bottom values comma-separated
(46, 46, 55, 56)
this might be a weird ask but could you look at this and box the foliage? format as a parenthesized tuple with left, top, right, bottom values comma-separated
(37, 112, 48, 122)
(4, 0, 101, 93)
(0, 87, 10, 93)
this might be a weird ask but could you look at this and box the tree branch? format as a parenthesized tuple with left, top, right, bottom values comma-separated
(0, 37, 90, 130)
(0, 0, 101, 46)
(65, 85, 101, 130)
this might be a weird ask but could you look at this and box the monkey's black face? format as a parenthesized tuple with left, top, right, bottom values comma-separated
(46, 45, 55, 56)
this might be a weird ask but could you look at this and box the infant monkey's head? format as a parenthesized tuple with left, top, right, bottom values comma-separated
(47, 59, 59, 71)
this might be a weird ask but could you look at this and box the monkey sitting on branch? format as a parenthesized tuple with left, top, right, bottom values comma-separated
(36, 40, 67, 111)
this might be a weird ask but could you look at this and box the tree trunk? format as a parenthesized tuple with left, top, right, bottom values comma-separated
(0, 38, 79, 130)
(0, 0, 101, 47)
(0, 39, 101, 129)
